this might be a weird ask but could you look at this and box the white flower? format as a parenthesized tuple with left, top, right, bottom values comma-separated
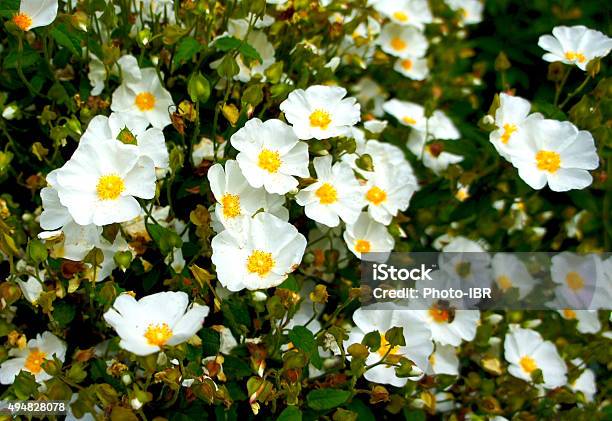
(558, 309, 601, 334)
(373, 0, 432, 29)
(111, 68, 175, 129)
(491, 253, 535, 299)
(208, 160, 288, 233)
(95, 233, 130, 282)
(51, 132, 156, 226)
(363, 119, 388, 133)
(415, 305, 480, 347)
(211, 212, 307, 291)
(343, 212, 395, 261)
(538, 25, 612, 71)
(346, 305, 433, 387)
(490, 93, 543, 160)
(382, 99, 427, 130)
(103, 291, 209, 356)
(12, 0, 58, 31)
(425, 343, 459, 376)
(280, 85, 361, 140)
(377, 23, 428, 59)
(509, 119, 599, 192)
(407, 111, 463, 174)
(2, 104, 19, 120)
(393, 56, 429, 80)
(88, 54, 107, 96)
(551, 252, 610, 309)
(17, 274, 43, 305)
(446, 0, 483, 25)
(353, 78, 387, 117)
(296, 156, 364, 227)
(231, 118, 309, 194)
(504, 327, 567, 389)
(0, 332, 66, 384)
(362, 159, 417, 225)
(192, 137, 225, 166)
(568, 360, 596, 402)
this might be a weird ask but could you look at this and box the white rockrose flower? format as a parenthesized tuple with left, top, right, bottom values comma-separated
(373, 0, 432, 29)
(111, 68, 175, 129)
(377, 23, 428, 59)
(510, 119, 599, 192)
(393, 56, 429, 80)
(490, 93, 543, 160)
(0, 332, 66, 384)
(504, 326, 567, 389)
(211, 212, 307, 291)
(557, 309, 601, 334)
(491, 253, 535, 299)
(296, 155, 364, 227)
(538, 25, 612, 71)
(382, 99, 427, 130)
(208, 160, 288, 232)
(103, 291, 209, 356)
(446, 0, 484, 25)
(280, 85, 361, 140)
(230, 118, 309, 194)
(12, 0, 58, 31)
(343, 212, 395, 261)
(51, 132, 157, 226)
(425, 343, 459, 376)
(345, 305, 433, 387)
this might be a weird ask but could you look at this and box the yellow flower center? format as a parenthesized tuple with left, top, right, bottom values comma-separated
(221, 193, 241, 218)
(501, 123, 517, 144)
(519, 355, 538, 373)
(355, 239, 371, 254)
(535, 150, 561, 173)
(24, 350, 47, 374)
(390, 37, 407, 51)
(309, 109, 332, 130)
(429, 353, 436, 366)
(366, 186, 387, 206)
(497, 275, 513, 291)
(401, 59, 413, 70)
(402, 116, 416, 125)
(246, 250, 275, 277)
(144, 323, 173, 346)
(565, 271, 585, 291)
(429, 305, 450, 323)
(257, 149, 282, 173)
(563, 309, 576, 319)
(12, 13, 32, 31)
(96, 174, 125, 200)
(377, 334, 400, 357)
(315, 182, 338, 205)
(393, 11, 409, 22)
(135, 92, 156, 111)
(565, 51, 587, 63)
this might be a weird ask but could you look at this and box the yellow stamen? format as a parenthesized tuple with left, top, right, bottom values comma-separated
(401, 59, 413, 70)
(429, 305, 450, 323)
(393, 11, 409, 23)
(535, 150, 561, 173)
(309, 109, 332, 130)
(402, 116, 416, 125)
(501, 123, 517, 144)
(366, 186, 387, 206)
(315, 183, 338, 205)
(135, 92, 156, 111)
(497, 275, 513, 291)
(563, 309, 576, 319)
(565, 271, 585, 291)
(221, 193, 241, 218)
(24, 350, 47, 374)
(257, 149, 281, 173)
(565, 51, 587, 63)
(12, 13, 32, 31)
(519, 356, 538, 373)
(377, 334, 400, 357)
(144, 323, 173, 346)
(355, 239, 371, 254)
(390, 37, 407, 51)
(247, 250, 275, 277)
(96, 174, 125, 200)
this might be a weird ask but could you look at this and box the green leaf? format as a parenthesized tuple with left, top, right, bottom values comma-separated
(277, 406, 302, 421)
(277, 275, 299, 292)
(223, 356, 252, 379)
(175, 37, 202, 64)
(214, 36, 262, 63)
(11, 371, 39, 400)
(50, 23, 83, 56)
(403, 409, 426, 421)
(52, 301, 76, 327)
(199, 328, 220, 356)
(306, 388, 351, 411)
(288, 326, 323, 369)
(0, 0, 18, 18)
(3, 49, 40, 69)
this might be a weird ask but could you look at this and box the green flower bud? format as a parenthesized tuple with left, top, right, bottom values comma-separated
(114, 251, 133, 269)
(27, 239, 48, 263)
(188, 72, 211, 103)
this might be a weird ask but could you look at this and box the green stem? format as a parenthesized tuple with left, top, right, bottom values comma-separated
(559, 74, 591, 109)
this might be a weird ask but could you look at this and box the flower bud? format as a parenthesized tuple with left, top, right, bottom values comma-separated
(188, 72, 211, 103)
